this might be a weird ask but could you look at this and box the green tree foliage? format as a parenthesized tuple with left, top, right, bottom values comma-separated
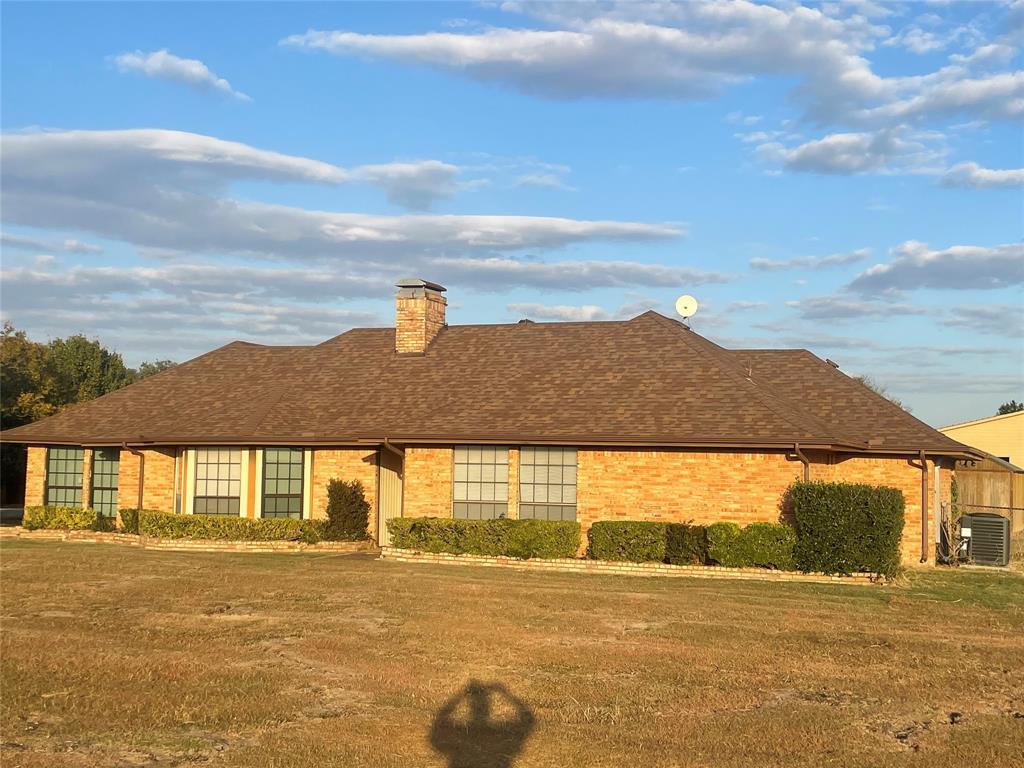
(997, 400, 1023, 415)
(0, 322, 175, 502)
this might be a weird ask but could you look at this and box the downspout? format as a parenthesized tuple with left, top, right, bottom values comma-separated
(793, 443, 810, 482)
(907, 451, 928, 563)
(122, 443, 145, 510)
(382, 438, 404, 458)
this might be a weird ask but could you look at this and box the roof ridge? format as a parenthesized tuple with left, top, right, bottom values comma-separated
(940, 409, 1022, 431)
(641, 312, 850, 444)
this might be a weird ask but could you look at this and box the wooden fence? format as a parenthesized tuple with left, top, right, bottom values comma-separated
(954, 458, 1024, 535)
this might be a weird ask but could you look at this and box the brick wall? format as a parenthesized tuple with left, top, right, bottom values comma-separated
(395, 291, 447, 353)
(25, 446, 46, 506)
(403, 446, 453, 518)
(118, 448, 176, 511)
(309, 448, 379, 533)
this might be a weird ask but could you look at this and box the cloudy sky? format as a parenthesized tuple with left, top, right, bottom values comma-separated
(1, 0, 1021, 426)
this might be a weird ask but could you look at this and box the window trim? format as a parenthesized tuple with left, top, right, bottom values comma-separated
(518, 446, 578, 522)
(90, 447, 120, 518)
(452, 445, 510, 520)
(260, 447, 305, 519)
(187, 447, 248, 517)
(45, 446, 84, 507)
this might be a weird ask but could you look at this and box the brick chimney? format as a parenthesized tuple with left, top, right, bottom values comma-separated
(394, 278, 447, 354)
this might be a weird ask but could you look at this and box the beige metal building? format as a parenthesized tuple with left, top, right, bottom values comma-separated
(939, 411, 1024, 468)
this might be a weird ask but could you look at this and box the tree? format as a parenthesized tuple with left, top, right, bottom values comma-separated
(0, 323, 176, 503)
(48, 334, 134, 404)
(853, 375, 911, 413)
(997, 400, 1023, 415)
(133, 360, 177, 379)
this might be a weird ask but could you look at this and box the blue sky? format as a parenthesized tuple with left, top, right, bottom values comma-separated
(1, 0, 1021, 427)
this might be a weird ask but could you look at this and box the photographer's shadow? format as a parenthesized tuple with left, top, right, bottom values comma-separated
(429, 680, 536, 768)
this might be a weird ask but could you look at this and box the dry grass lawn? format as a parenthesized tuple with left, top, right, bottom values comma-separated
(1, 541, 1022, 767)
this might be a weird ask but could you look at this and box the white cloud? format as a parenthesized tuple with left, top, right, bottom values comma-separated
(0, 128, 471, 211)
(113, 49, 251, 101)
(785, 295, 930, 320)
(507, 303, 609, 321)
(1, 230, 103, 255)
(940, 161, 1024, 188)
(514, 172, 574, 190)
(282, 2, 1021, 127)
(427, 256, 727, 291)
(942, 304, 1024, 338)
(756, 129, 947, 175)
(847, 240, 1024, 294)
(750, 248, 871, 271)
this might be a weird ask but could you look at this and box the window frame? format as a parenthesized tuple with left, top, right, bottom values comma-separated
(518, 446, 577, 522)
(261, 448, 304, 519)
(90, 447, 120, 517)
(45, 446, 84, 507)
(192, 447, 243, 517)
(452, 446, 509, 520)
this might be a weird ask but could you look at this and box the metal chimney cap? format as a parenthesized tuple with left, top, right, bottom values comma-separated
(395, 277, 446, 292)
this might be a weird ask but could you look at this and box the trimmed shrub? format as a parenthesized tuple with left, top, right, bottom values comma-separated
(706, 522, 744, 566)
(707, 522, 796, 569)
(388, 517, 580, 559)
(587, 521, 667, 562)
(325, 479, 370, 540)
(664, 522, 709, 565)
(790, 481, 905, 578)
(23, 506, 100, 531)
(298, 520, 329, 544)
(139, 510, 313, 541)
(117, 508, 152, 535)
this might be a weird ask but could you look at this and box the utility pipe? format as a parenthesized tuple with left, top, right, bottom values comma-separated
(793, 443, 810, 482)
(382, 438, 405, 458)
(122, 443, 145, 511)
(907, 451, 929, 563)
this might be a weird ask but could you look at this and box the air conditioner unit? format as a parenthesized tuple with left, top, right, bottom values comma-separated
(960, 513, 1011, 567)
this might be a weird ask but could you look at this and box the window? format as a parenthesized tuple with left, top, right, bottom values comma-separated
(46, 446, 84, 506)
(194, 448, 242, 516)
(519, 447, 577, 521)
(453, 446, 509, 519)
(91, 448, 120, 517)
(262, 448, 303, 518)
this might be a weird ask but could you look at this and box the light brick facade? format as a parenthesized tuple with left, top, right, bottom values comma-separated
(23, 440, 949, 563)
(25, 445, 46, 507)
(309, 448, 379, 530)
(403, 446, 453, 518)
(395, 290, 447, 354)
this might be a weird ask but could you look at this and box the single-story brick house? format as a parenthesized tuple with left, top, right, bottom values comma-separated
(1, 278, 975, 564)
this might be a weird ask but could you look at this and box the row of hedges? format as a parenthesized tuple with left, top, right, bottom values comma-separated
(22, 506, 114, 532)
(388, 517, 580, 559)
(587, 520, 796, 570)
(584, 482, 905, 577)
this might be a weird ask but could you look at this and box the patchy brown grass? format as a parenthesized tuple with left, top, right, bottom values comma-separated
(1, 540, 1022, 767)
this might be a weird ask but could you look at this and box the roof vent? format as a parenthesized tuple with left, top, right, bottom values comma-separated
(825, 358, 840, 369)
(517, 318, 534, 324)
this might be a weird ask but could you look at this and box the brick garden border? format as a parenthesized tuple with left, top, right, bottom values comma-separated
(379, 546, 885, 585)
(0, 526, 374, 554)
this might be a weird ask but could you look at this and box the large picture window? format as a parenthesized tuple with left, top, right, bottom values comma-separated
(194, 448, 242, 516)
(519, 447, 577, 521)
(46, 446, 84, 506)
(91, 448, 120, 517)
(262, 448, 303, 518)
(453, 446, 509, 519)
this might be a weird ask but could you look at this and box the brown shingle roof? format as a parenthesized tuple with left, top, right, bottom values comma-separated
(0, 311, 972, 455)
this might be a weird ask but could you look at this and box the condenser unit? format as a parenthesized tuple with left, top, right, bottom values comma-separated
(960, 513, 1011, 567)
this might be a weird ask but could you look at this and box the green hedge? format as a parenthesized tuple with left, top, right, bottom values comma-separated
(790, 481, 905, 578)
(139, 510, 326, 542)
(23, 506, 105, 531)
(388, 517, 580, 559)
(587, 521, 667, 562)
(325, 479, 370, 540)
(664, 522, 709, 565)
(707, 522, 796, 570)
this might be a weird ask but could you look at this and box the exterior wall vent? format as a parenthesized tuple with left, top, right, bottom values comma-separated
(961, 513, 1011, 567)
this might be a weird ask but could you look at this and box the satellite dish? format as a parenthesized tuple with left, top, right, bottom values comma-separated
(675, 294, 699, 319)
